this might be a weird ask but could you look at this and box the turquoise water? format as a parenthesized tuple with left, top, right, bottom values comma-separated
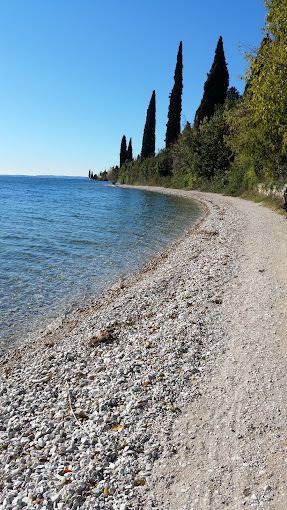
(0, 176, 201, 347)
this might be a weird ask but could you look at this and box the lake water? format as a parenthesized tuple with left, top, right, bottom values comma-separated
(0, 176, 201, 348)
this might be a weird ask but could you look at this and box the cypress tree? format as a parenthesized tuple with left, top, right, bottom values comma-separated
(88, 170, 91, 178)
(165, 41, 183, 148)
(127, 138, 133, 162)
(120, 135, 128, 167)
(141, 90, 156, 159)
(194, 36, 229, 128)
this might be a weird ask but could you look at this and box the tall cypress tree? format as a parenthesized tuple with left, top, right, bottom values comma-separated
(141, 90, 156, 159)
(194, 36, 229, 128)
(120, 135, 127, 167)
(165, 41, 183, 148)
(127, 138, 133, 162)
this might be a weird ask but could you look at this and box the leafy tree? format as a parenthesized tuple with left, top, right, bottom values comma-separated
(171, 122, 196, 187)
(228, 0, 287, 182)
(120, 135, 127, 167)
(193, 105, 232, 181)
(127, 138, 133, 162)
(141, 90, 156, 158)
(108, 165, 120, 183)
(166, 41, 183, 148)
(194, 36, 229, 127)
(244, 35, 271, 96)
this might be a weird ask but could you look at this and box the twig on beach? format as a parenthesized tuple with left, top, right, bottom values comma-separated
(66, 386, 92, 438)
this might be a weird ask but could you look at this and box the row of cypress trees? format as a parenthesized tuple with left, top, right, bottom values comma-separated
(119, 36, 228, 169)
(102, 1, 287, 194)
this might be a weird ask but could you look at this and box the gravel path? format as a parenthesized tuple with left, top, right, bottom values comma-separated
(1, 188, 287, 509)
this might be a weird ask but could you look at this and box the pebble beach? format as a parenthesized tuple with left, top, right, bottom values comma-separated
(1, 187, 287, 510)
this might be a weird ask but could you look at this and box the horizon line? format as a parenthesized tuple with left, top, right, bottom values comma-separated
(0, 173, 88, 178)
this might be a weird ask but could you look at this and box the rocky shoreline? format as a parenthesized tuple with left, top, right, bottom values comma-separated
(0, 189, 244, 509)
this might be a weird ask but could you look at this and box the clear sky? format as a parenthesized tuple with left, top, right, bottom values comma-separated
(0, 0, 266, 176)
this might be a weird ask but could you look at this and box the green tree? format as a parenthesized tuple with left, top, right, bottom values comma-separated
(228, 0, 287, 182)
(120, 135, 127, 167)
(226, 87, 241, 104)
(193, 105, 232, 182)
(165, 41, 183, 148)
(243, 35, 271, 96)
(171, 122, 196, 188)
(141, 90, 156, 158)
(127, 138, 133, 162)
(194, 36, 229, 128)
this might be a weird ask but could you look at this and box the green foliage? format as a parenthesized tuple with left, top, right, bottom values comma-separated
(228, 0, 287, 183)
(141, 91, 156, 158)
(194, 36, 229, 128)
(127, 138, 133, 162)
(120, 135, 127, 167)
(111, 88, 242, 191)
(106, 8, 287, 201)
(165, 42, 183, 148)
(116, 150, 172, 186)
(239, 190, 286, 216)
(226, 86, 241, 105)
(170, 122, 197, 188)
(192, 106, 232, 181)
(108, 165, 120, 183)
(98, 170, 108, 181)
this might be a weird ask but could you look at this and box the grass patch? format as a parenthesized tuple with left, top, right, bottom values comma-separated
(239, 190, 286, 215)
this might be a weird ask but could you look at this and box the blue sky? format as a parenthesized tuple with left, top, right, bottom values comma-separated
(0, 0, 266, 176)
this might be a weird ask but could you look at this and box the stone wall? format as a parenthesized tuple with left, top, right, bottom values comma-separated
(257, 182, 287, 198)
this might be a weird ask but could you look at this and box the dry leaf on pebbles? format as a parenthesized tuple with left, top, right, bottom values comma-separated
(87, 329, 115, 347)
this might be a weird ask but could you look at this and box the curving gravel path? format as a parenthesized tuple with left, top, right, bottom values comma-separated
(1, 188, 287, 509)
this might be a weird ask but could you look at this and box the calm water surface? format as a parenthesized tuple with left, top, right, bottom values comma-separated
(0, 176, 201, 348)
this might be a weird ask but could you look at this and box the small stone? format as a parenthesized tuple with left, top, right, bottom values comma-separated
(76, 410, 89, 420)
(50, 493, 60, 503)
(12, 497, 24, 507)
(20, 436, 30, 444)
(21, 497, 31, 504)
